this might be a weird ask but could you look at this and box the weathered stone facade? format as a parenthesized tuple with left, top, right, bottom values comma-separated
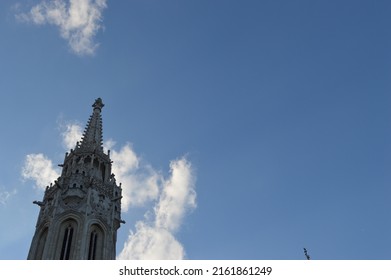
(28, 98, 123, 260)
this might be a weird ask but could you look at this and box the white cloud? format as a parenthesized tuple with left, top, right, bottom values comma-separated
(155, 159, 196, 232)
(118, 221, 185, 260)
(0, 188, 17, 206)
(111, 143, 160, 211)
(118, 157, 196, 260)
(16, 0, 107, 56)
(21, 153, 60, 190)
(61, 121, 83, 150)
(103, 138, 116, 152)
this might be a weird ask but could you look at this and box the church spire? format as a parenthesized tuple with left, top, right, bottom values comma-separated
(28, 98, 123, 260)
(79, 98, 104, 151)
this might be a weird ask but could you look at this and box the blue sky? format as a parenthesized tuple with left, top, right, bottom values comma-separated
(0, 0, 391, 260)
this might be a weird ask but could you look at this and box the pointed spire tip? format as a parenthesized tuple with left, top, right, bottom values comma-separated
(93, 98, 104, 111)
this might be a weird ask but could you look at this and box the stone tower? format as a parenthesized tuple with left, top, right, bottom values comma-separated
(27, 98, 123, 260)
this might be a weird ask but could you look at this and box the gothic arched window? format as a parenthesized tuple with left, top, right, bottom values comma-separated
(88, 225, 104, 260)
(88, 230, 98, 260)
(35, 227, 48, 259)
(59, 222, 76, 260)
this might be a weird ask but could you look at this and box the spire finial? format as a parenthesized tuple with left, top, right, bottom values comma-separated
(93, 97, 104, 111)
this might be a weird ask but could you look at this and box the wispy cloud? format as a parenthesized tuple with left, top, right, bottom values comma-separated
(110, 143, 160, 212)
(21, 153, 60, 190)
(118, 158, 196, 260)
(155, 159, 196, 232)
(16, 0, 107, 56)
(119, 221, 185, 260)
(21, 120, 81, 190)
(61, 121, 83, 150)
(0, 188, 17, 206)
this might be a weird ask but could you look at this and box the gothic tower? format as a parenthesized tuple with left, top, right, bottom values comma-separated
(27, 98, 123, 260)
